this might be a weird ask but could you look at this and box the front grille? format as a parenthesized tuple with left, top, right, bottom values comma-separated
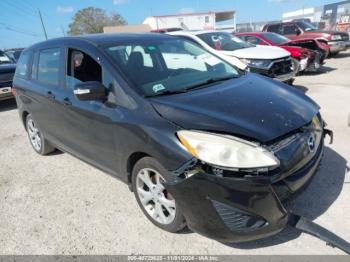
(269, 57, 293, 77)
(0, 72, 14, 83)
(270, 116, 324, 200)
(272, 136, 323, 201)
(211, 199, 267, 233)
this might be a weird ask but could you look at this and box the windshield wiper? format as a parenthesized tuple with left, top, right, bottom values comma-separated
(184, 75, 239, 91)
(146, 75, 238, 98)
(145, 89, 189, 98)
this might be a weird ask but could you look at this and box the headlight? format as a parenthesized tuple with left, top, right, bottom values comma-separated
(239, 58, 271, 69)
(177, 130, 279, 169)
(331, 35, 341, 41)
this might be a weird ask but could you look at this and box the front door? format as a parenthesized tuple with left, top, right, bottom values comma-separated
(56, 47, 119, 173)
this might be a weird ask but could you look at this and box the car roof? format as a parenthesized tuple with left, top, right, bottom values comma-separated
(236, 32, 276, 36)
(26, 33, 176, 50)
(170, 30, 231, 36)
(236, 32, 264, 35)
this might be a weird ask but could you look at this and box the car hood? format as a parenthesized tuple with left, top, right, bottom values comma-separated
(220, 45, 290, 60)
(0, 63, 16, 74)
(150, 74, 319, 143)
(310, 30, 339, 35)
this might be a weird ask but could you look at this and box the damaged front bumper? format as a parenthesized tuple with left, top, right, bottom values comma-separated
(165, 170, 289, 242)
(164, 127, 329, 243)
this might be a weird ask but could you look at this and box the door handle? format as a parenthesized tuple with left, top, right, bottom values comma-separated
(63, 97, 72, 106)
(47, 91, 55, 100)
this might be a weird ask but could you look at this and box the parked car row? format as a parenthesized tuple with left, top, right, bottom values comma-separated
(236, 32, 328, 74)
(164, 21, 349, 85)
(0, 50, 16, 101)
(170, 31, 297, 84)
(262, 20, 350, 55)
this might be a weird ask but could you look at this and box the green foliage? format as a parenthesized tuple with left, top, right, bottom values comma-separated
(68, 7, 127, 36)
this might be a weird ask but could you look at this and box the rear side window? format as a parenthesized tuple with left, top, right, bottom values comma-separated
(15, 52, 31, 78)
(266, 24, 281, 34)
(37, 48, 61, 85)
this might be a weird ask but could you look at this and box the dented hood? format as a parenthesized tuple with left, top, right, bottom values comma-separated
(150, 74, 319, 143)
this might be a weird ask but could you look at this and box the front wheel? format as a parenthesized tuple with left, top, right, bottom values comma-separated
(26, 114, 55, 155)
(132, 157, 186, 233)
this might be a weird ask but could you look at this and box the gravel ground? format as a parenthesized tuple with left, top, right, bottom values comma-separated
(0, 51, 349, 255)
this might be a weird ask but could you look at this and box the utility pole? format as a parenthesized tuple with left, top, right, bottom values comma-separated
(38, 9, 48, 40)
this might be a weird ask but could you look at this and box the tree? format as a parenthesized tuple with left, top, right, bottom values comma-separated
(68, 7, 127, 36)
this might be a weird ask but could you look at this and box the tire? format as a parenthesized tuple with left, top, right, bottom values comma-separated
(331, 51, 339, 57)
(26, 114, 55, 155)
(286, 78, 295, 86)
(132, 157, 186, 233)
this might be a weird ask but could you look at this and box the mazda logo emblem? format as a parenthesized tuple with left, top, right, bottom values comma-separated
(308, 135, 316, 152)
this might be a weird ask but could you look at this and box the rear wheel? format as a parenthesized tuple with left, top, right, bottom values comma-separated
(132, 157, 186, 233)
(26, 114, 55, 155)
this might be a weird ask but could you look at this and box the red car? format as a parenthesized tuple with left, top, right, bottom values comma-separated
(236, 32, 329, 73)
(262, 21, 349, 55)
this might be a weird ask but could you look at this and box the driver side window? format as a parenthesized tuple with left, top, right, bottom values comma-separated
(65, 48, 118, 104)
(66, 48, 102, 89)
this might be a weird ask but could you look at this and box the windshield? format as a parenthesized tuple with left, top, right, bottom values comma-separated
(0, 51, 12, 64)
(296, 21, 317, 31)
(197, 32, 254, 51)
(262, 32, 290, 45)
(105, 38, 240, 97)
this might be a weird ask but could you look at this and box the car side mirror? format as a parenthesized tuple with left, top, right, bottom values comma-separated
(73, 81, 106, 101)
(296, 29, 302, 35)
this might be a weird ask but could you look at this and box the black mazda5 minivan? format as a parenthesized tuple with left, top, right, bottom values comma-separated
(13, 33, 331, 242)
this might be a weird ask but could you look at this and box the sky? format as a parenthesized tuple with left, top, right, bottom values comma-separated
(0, 0, 342, 49)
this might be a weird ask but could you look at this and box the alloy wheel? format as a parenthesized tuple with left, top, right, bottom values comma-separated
(27, 118, 42, 152)
(136, 168, 176, 225)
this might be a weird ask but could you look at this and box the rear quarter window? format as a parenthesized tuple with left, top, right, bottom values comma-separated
(37, 48, 61, 86)
(15, 52, 31, 78)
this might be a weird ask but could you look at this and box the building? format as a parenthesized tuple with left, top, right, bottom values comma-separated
(104, 24, 152, 33)
(236, 21, 280, 32)
(282, 1, 350, 31)
(143, 11, 235, 31)
(282, 7, 321, 22)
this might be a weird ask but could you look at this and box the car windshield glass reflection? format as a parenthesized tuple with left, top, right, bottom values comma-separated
(0, 51, 12, 64)
(198, 32, 254, 51)
(105, 39, 240, 97)
(262, 33, 290, 45)
(297, 21, 317, 31)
